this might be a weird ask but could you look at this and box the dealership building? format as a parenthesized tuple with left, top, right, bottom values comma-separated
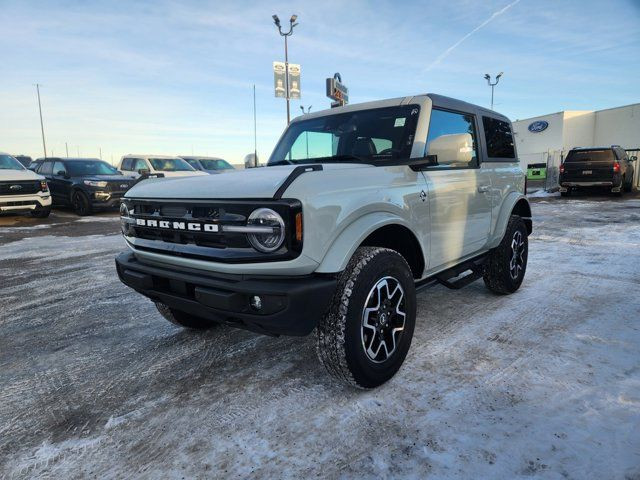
(512, 103, 640, 186)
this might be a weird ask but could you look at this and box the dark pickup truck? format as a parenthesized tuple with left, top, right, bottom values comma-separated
(559, 146, 636, 196)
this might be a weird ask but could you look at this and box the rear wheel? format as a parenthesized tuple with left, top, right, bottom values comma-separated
(560, 191, 570, 197)
(71, 190, 92, 216)
(155, 302, 219, 329)
(316, 247, 416, 389)
(624, 175, 633, 192)
(483, 215, 528, 295)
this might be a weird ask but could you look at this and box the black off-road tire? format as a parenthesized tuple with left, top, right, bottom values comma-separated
(155, 302, 219, 330)
(483, 215, 528, 295)
(72, 190, 92, 216)
(624, 176, 633, 193)
(30, 206, 51, 218)
(316, 247, 417, 389)
(560, 191, 570, 197)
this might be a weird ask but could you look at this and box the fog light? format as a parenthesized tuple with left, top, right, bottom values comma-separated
(250, 295, 263, 311)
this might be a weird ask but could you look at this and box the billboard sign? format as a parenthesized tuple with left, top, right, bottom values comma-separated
(273, 62, 286, 98)
(326, 73, 348, 107)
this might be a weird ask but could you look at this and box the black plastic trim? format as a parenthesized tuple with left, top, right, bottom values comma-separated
(273, 164, 323, 200)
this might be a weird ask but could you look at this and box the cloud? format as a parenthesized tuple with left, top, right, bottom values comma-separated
(425, 0, 522, 72)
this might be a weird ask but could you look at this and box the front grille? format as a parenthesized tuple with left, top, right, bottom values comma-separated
(0, 181, 40, 195)
(123, 198, 302, 263)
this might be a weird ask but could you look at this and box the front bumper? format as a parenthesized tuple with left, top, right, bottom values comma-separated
(115, 251, 337, 336)
(0, 193, 51, 212)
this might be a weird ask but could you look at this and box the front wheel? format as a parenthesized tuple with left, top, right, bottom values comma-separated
(316, 247, 416, 389)
(71, 190, 92, 216)
(483, 215, 528, 294)
(30, 206, 51, 218)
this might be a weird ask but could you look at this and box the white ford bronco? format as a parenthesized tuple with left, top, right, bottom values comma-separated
(116, 94, 531, 388)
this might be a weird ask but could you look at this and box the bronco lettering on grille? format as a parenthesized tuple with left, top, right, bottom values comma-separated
(135, 218, 219, 232)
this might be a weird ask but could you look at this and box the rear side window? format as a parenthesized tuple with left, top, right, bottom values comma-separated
(482, 117, 515, 159)
(565, 150, 614, 163)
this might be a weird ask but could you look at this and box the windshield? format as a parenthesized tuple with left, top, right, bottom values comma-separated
(565, 150, 614, 163)
(268, 105, 420, 165)
(0, 154, 26, 170)
(149, 158, 195, 171)
(199, 159, 233, 170)
(66, 160, 120, 176)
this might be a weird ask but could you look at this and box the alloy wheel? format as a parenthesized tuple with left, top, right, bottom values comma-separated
(509, 230, 525, 280)
(361, 276, 406, 363)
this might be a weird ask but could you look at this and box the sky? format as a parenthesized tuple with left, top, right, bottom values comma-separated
(1, 0, 639, 165)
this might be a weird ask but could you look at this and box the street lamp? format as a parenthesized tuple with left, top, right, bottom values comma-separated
(272, 13, 299, 124)
(34, 84, 47, 158)
(484, 72, 503, 110)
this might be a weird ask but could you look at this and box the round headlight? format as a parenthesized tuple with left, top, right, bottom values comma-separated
(247, 208, 285, 253)
(120, 202, 131, 235)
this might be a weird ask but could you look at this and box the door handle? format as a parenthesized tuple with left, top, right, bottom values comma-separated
(478, 185, 490, 193)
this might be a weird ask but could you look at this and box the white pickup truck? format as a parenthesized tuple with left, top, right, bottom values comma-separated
(116, 94, 532, 388)
(0, 153, 51, 218)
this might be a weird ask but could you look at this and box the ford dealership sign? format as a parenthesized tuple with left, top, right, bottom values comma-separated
(528, 120, 549, 133)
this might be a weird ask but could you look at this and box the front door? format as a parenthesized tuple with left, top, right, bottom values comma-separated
(420, 108, 492, 269)
(50, 161, 73, 204)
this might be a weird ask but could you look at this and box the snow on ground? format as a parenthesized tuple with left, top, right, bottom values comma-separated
(0, 198, 639, 479)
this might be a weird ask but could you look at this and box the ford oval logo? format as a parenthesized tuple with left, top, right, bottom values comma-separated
(528, 120, 549, 133)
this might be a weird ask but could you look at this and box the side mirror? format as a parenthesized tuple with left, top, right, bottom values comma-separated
(630, 156, 637, 162)
(409, 155, 439, 171)
(56, 170, 69, 178)
(138, 168, 150, 176)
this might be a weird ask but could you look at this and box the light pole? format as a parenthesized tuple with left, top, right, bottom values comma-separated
(34, 84, 47, 158)
(300, 105, 312, 158)
(484, 72, 503, 110)
(272, 14, 298, 124)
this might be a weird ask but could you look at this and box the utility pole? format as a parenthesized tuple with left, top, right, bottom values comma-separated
(77, 146, 80, 157)
(484, 72, 503, 110)
(65, 142, 69, 157)
(272, 14, 298, 124)
(253, 84, 258, 167)
(99, 147, 102, 159)
(34, 84, 47, 158)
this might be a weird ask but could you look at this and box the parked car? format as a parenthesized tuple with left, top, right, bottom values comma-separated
(116, 93, 532, 388)
(14, 155, 33, 168)
(559, 146, 636, 196)
(27, 159, 42, 172)
(33, 157, 135, 215)
(0, 153, 51, 217)
(179, 156, 235, 174)
(118, 155, 208, 179)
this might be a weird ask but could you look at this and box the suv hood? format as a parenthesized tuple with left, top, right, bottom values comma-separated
(0, 169, 43, 182)
(126, 163, 368, 199)
(83, 175, 134, 183)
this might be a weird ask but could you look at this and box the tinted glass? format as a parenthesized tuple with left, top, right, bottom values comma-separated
(565, 150, 614, 163)
(132, 159, 148, 171)
(0, 154, 25, 170)
(482, 117, 515, 158)
(269, 105, 420, 165)
(40, 161, 54, 175)
(185, 159, 201, 169)
(199, 159, 233, 170)
(148, 158, 194, 171)
(425, 109, 478, 167)
(121, 158, 133, 170)
(53, 161, 66, 175)
(66, 160, 119, 176)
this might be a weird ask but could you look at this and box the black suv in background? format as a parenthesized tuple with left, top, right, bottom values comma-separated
(14, 155, 33, 168)
(559, 146, 636, 197)
(33, 158, 135, 215)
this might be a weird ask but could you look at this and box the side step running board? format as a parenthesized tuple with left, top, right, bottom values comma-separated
(435, 254, 488, 290)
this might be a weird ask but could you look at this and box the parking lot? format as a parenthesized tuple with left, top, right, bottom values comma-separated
(1, 195, 639, 479)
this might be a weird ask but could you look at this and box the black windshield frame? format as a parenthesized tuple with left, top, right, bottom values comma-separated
(268, 105, 421, 166)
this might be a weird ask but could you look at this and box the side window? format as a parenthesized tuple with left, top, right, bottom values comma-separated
(425, 108, 478, 168)
(133, 159, 148, 171)
(482, 117, 515, 159)
(39, 161, 54, 175)
(53, 161, 66, 176)
(289, 131, 336, 160)
(121, 158, 132, 170)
